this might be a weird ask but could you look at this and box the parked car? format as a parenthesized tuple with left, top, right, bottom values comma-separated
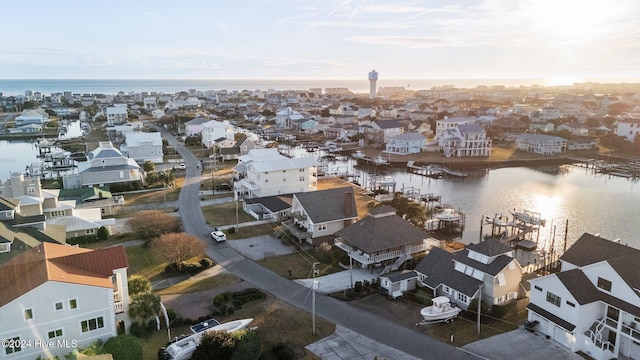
(211, 230, 226, 242)
(215, 183, 232, 191)
(178, 162, 186, 170)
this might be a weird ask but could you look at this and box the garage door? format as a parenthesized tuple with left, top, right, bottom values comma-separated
(553, 325, 573, 349)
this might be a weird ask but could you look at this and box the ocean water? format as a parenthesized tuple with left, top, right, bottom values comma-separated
(0, 78, 547, 97)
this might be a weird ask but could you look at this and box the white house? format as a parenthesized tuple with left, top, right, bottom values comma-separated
(385, 132, 426, 154)
(233, 148, 317, 199)
(202, 120, 235, 149)
(438, 124, 492, 158)
(616, 118, 640, 142)
(290, 187, 358, 245)
(527, 233, 640, 360)
(122, 131, 164, 164)
(414, 238, 524, 310)
(184, 117, 211, 137)
(104, 105, 128, 126)
(516, 134, 567, 155)
(0, 243, 130, 360)
(435, 116, 476, 140)
(276, 107, 305, 128)
(143, 96, 157, 110)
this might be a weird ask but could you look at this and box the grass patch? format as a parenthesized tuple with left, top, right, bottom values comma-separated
(141, 324, 191, 360)
(121, 177, 184, 207)
(226, 224, 275, 240)
(125, 245, 168, 279)
(421, 313, 519, 346)
(81, 232, 138, 249)
(257, 247, 345, 279)
(202, 201, 255, 226)
(156, 273, 241, 295)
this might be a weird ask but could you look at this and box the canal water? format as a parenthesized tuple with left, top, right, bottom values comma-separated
(314, 150, 640, 252)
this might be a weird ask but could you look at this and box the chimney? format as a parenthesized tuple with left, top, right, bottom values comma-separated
(343, 191, 353, 216)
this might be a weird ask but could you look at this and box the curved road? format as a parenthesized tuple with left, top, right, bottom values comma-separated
(156, 125, 479, 360)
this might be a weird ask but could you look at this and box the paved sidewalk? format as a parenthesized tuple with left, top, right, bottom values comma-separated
(306, 325, 421, 360)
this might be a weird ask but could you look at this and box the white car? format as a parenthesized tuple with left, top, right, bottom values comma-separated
(178, 162, 186, 170)
(211, 230, 226, 242)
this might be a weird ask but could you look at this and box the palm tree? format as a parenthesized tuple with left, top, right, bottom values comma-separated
(128, 292, 161, 326)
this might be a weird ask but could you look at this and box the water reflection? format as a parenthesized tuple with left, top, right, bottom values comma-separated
(300, 147, 640, 252)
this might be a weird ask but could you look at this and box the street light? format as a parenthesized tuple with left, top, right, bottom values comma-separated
(477, 282, 484, 335)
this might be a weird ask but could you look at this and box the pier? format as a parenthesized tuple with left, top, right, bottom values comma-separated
(407, 161, 468, 178)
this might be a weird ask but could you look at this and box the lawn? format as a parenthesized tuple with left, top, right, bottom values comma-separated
(121, 176, 184, 207)
(226, 224, 275, 240)
(202, 201, 255, 226)
(156, 273, 241, 295)
(257, 246, 346, 279)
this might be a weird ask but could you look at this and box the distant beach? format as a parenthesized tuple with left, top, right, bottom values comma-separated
(0, 78, 548, 96)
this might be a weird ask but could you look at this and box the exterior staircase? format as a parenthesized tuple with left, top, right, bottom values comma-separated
(379, 253, 411, 275)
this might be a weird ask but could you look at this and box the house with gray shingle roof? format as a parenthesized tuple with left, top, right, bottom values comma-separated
(414, 237, 524, 310)
(527, 233, 640, 359)
(333, 205, 437, 274)
(290, 187, 357, 245)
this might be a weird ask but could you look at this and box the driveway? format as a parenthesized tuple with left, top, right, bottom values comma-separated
(225, 235, 296, 261)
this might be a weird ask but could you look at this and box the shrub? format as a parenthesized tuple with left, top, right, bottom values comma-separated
(97, 226, 110, 240)
(415, 289, 433, 305)
(102, 334, 143, 360)
(166, 308, 177, 321)
(199, 258, 214, 269)
(273, 342, 295, 360)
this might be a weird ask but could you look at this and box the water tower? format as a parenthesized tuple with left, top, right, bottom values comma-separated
(368, 70, 378, 99)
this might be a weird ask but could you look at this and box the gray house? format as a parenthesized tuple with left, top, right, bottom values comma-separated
(414, 238, 524, 310)
(121, 132, 164, 164)
(63, 142, 143, 189)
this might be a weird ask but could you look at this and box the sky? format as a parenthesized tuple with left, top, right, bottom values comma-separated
(2, 0, 640, 84)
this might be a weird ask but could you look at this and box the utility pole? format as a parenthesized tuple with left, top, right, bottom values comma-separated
(312, 262, 319, 335)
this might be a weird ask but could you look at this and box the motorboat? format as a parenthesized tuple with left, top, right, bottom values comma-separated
(373, 154, 389, 165)
(161, 318, 253, 360)
(435, 208, 463, 222)
(352, 150, 366, 159)
(484, 214, 508, 227)
(419, 296, 462, 324)
(510, 209, 545, 226)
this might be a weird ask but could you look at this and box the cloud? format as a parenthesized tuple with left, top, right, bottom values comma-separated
(345, 35, 461, 48)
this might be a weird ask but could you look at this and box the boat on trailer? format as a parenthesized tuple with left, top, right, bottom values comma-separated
(160, 318, 254, 360)
(417, 296, 462, 325)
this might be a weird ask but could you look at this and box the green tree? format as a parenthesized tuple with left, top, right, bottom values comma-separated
(102, 334, 143, 360)
(128, 293, 161, 326)
(96, 226, 109, 240)
(142, 161, 155, 172)
(127, 275, 152, 296)
(386, 193, 427, 228)
(191, 330, 236, 360)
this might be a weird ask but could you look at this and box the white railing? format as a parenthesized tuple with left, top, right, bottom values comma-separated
(114, 302, 125, 314)
(334, 239, 433, 266)
(113, 291, 122, 303)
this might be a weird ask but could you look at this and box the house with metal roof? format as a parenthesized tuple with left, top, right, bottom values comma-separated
(527, 233, 640, 360)
(333, 205, 439, 275)
(62, 142, 143, 190)
(233, 148, 317, 199)
(414, 238, 524, 310)
(0, 243, 130, 359)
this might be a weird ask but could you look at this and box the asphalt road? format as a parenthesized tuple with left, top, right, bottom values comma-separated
(154, 124, 480, 360)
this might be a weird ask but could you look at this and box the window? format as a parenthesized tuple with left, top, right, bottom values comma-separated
(299, 176, 305, 181)
(546, 292, 561, 307)
(534, 285, 542, 291)
(597, 277, 612, 292)
(444, 286, 451, 294)
(119, 171, 125, 179)
(48, 329, 63, 339)
(457, 292, 468, 303)
(566, 301, 576, 307)
(24, 309, 33, 320)
(81, 316, 104, 333)
(299, 168, 305, 172)
(55, 302, 63, 311)
(27, 187, 35, 194)
(69, 299, 78, 309)
(4, 336, 22, 355)
(318, 223, 327, 231)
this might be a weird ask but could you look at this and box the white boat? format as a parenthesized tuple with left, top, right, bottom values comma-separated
(352, 150, 366, 158)
(484, 214, 507, 227)
(419, 296, 462, 324)
(162, 318, 253, 360)
(435, 208, 463, 222)
(510, 209, 545, 226)
(373, 154, 389, 165)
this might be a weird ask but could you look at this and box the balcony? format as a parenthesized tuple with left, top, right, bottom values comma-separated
(334, 239, 436, 266)
(114, 301, 125, 314)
